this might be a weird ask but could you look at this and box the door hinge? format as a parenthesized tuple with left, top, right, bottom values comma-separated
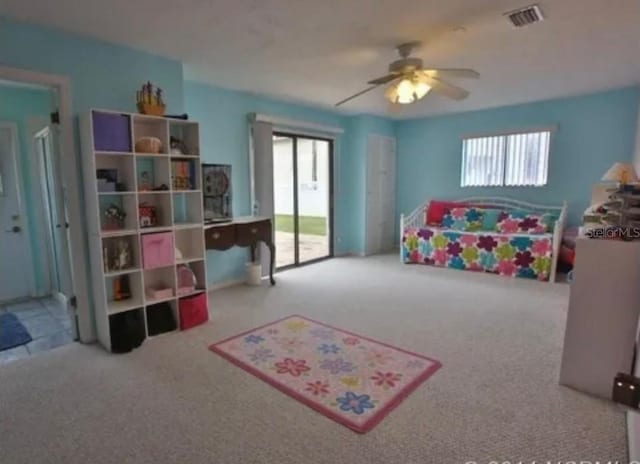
(69, 295, 77, 309)
(50, 110, 60, 125)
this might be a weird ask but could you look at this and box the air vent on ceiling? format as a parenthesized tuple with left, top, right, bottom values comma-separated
(504, 4, 545, 27)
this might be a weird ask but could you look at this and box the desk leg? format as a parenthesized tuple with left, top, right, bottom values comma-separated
(268, 242, 276, 286)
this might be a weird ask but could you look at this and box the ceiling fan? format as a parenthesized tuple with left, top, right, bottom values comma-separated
(335, 41, 479, 107)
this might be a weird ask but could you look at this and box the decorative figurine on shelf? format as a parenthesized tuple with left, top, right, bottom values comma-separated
(136, 81, 166, 116)
(170, 136, 187, 155)
(113, 275, 131, 301)
(115, 239, 131, 270)
(103, 204, 126, 231)
(138, 170, 152, 191)
(139, 203, 157, 228)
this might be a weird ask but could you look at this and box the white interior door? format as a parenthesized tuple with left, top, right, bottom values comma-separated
(0, 123, 34, 302)
(36, 126, 73, 296)
(365, 134, 397, 255)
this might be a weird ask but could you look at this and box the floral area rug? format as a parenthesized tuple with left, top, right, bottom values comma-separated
(209, 315, 442, 433)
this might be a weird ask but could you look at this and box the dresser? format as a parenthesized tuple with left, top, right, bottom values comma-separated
(559, 238, 640, 399)
(204, 216, 276, 285)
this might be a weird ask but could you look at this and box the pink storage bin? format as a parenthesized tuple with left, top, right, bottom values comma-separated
(142, 232, 175, 269)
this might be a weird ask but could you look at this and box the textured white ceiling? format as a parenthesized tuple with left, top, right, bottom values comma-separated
(3, 0, 640, 118)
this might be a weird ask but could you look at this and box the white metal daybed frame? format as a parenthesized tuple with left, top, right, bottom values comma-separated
(399, 197, 568, 283)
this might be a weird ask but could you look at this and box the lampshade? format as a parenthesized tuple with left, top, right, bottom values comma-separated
(395, 78, 415, 104)
(385, 75, 432, 105)
(602, 162, 639, 184)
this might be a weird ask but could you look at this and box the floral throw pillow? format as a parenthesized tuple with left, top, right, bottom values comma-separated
(442, 207, 484, 232)
(496, 210, 549, 234)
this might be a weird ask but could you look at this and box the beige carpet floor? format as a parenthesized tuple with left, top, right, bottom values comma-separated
(0, 254, 626, 463)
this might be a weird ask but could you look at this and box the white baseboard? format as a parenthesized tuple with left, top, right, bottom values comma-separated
(628, 410, 640, 462)
(334, 252, 366, 257)
(208, 278, 245, 292)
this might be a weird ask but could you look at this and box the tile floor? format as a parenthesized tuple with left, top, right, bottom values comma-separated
(0, 297, 75, 365)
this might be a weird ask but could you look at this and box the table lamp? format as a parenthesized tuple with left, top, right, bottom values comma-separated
(602, 162, 639, 187)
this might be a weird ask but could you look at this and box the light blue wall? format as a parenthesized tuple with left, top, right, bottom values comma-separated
(185, 81, 397, 283)
(396, 87, 640, 226)
(0, 85, 53, 294)
(0, 18, 184, 114)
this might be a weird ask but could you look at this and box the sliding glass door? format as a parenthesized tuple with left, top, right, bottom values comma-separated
(273, 133, 333, 269)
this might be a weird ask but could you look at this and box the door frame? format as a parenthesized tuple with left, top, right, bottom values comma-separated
(364, 134, 397, 256)
(0, 65, 93, 343)
(30, 122, 60, 295)
(273, 131, 335, 270)
(0, 121, 37, 298)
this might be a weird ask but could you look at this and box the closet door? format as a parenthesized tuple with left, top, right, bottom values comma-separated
(379, 136, 396, 250)
(365, 134, 396, 255)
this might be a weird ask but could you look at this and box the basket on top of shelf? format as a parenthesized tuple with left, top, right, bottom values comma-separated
(134, 137, 163, 154)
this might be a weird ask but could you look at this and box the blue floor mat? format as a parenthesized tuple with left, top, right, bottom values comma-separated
(0, 313, 32, 351)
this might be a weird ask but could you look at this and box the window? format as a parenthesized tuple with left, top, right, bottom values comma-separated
(461, 129, 552, 187)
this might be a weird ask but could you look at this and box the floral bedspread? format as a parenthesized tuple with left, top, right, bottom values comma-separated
(403, 226, 553, 281)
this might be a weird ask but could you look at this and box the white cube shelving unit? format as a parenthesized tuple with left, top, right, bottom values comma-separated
(81, 109, 208, 352)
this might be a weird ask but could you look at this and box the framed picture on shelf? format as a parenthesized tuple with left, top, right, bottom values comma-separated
(202, 163, 232, 222)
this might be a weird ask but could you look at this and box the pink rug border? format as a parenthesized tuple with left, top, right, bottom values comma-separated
(208, 314, 442, 433)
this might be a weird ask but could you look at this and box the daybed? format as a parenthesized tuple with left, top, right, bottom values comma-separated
(400, 197, 567, 282)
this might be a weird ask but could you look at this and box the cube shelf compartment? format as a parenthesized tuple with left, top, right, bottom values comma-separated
(171, 158, 199, 191)
(96, 153, 135, 193)
(99, 193, 138, 233)
(102, 235, 140, 274)
(169, 120, 199, 156)
(175, 228, 205, 263)
(146, 301, 178, 337)
(144, 266, 176, 304)
(109, 308, 146, 353)
(133, 115, 169, 154)
(173, 191, 204, 226)
(82, 109, 209, 352)
(139, 193, 172, 229)
(105, 271, 143, 314)
(136, 156, 171, 192)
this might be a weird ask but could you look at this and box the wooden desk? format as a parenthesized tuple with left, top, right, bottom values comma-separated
(204, 216, 276, 285)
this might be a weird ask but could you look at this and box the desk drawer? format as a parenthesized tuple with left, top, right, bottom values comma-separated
(205, 224, 235, 250)
(236, 220, 271, 247)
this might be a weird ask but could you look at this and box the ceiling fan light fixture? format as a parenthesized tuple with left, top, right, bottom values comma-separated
(395, 78, 416, 104)
(413, 80, 432, 99)
(386, 77, 432, 105)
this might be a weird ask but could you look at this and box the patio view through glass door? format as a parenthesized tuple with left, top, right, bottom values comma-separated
(273, 133, 333, 269)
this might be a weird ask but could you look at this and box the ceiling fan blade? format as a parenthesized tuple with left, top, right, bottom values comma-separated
(335, 83, 385, 107)
(367, 73, 400, 85)
(422, 75, 470, 100)
(422, 68, 480, 79)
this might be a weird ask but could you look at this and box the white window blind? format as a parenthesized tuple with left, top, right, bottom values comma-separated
(461, 130, 551, 187)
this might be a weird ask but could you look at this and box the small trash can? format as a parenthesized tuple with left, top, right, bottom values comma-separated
(246, 262, 262, 286)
